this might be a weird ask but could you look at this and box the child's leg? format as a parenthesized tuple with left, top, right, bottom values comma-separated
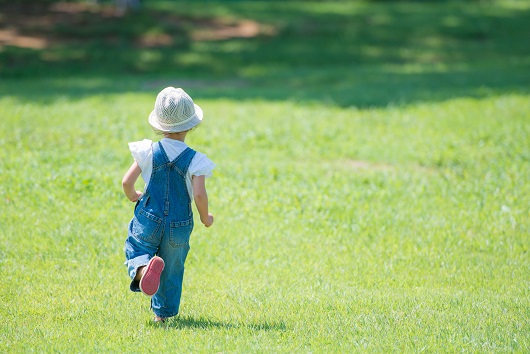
(134, 266, 145, 282)
(124, 230, 159, 292)
(150, 235, 190, 319)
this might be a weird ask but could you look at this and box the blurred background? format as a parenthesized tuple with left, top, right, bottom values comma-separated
(0, 0, 529, 106)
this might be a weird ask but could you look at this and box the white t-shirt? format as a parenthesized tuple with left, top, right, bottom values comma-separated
(129, 138, 215, 199)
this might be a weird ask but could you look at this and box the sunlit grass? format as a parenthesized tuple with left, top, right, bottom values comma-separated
(0, 0, 529, 352)
(0, 88, 528, 352)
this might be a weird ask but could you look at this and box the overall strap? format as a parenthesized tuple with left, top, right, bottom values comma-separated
(167, 148, 196, 216)
(171, 147, 196, 177)
(152, 141, 170, 167)
(157, 145, 195, 216)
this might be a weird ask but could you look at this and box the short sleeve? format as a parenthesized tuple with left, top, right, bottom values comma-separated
(128, 139, 152, 172)
(189, 152, 216, 178)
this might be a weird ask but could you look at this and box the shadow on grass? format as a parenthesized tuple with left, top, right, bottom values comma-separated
(0, 1, 529, 107)
(148, 315, 287, 331)
(1, 63, 528, 109)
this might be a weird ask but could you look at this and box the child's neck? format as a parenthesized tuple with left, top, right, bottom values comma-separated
(163, 131, 187, 142)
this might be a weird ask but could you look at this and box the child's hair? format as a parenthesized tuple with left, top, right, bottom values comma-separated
(153, 125, 200, 135)
(152, 127, 166, 135)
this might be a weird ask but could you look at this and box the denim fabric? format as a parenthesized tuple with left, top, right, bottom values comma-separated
(124, 141, 196, 318)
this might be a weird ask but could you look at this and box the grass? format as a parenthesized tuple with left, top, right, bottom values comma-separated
(1, 0, 529, 352)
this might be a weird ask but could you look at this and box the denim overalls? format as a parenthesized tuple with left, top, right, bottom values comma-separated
(124, 141, 196, 318)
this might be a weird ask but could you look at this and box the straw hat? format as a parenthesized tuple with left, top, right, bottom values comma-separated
(148, 87, 203, 133)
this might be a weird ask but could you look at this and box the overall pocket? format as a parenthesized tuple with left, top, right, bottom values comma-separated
(131, 209, 162, 243)
(169, 218, 193, 248)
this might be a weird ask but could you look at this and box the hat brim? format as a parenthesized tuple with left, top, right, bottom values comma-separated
(148, 104, 203, 133)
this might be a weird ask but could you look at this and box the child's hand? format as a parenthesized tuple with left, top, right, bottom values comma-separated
(131, 191, 143, 202)
(202, 213, 214, 227)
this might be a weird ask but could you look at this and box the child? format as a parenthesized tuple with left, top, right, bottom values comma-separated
(122, 87, 215, 323)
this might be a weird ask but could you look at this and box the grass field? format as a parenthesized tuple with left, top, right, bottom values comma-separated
(1, 1, 529, 352)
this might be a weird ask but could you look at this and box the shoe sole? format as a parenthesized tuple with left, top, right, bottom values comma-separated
(139, 256, 165, 296)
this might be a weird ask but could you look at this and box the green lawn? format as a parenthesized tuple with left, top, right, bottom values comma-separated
(0, 1, 529, 352)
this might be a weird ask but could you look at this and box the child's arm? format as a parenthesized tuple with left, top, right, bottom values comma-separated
(192, 175, 214, 227)
(122, 161, 143, 202)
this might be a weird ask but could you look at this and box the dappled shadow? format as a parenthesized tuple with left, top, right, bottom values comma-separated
(0, 2, 275, 77)
(148, 314, 287, 331)
(0, 1, 529, 107)
(1, 62, 527, 109)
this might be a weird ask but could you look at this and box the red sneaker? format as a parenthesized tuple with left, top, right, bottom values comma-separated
(139, 256, 165, 296)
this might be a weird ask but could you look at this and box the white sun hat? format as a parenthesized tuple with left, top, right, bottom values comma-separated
(148, 87, 203, 133)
